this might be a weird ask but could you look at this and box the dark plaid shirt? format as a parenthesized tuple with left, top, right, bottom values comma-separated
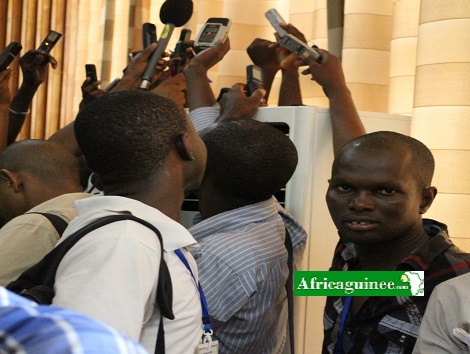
(322, 219, 470, 354)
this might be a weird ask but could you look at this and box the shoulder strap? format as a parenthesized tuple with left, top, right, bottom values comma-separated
(7, 213, 174, 316)
(285, 226, 295, 354)
(27, 212, 69, 237)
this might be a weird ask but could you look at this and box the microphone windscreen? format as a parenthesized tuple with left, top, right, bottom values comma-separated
(160, 0, 193, 27)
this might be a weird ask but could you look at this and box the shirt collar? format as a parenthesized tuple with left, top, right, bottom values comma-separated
(189, 197, 279, 242)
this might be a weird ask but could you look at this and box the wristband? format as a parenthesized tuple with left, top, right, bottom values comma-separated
(9, 108, 30, 116)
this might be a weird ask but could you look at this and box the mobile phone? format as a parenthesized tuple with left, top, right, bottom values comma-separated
(170, 29, 192, 76)
(265, 8, 287, 38)
(193, 18, 231, 52)
(37, 30, 62, 53)
(246, 65, 263, 96)
(142, 23, 157, 49)
(171, 29, 192, 60)
(0, 41, 23, 71)
(85, 64, 97, 83)
(280, 34, 322, 62)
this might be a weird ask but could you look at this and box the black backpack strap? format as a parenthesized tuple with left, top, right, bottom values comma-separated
(27, 212, 69, 237)
(6, 213, 174, 315)
(285, 226, 295, 354)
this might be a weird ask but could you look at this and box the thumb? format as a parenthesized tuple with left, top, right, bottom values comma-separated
(249, 88, 266, 103)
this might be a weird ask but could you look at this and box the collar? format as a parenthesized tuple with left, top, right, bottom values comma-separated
(337, 219, 452, 271)
(72, 195, 198, 252)
(189, 197, 280, 242)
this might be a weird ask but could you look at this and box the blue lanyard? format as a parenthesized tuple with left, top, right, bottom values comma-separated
(174, 249, 212, 332)
(336, 296, 352, 354)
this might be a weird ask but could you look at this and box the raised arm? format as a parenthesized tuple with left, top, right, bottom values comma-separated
(0, 69, 12, 150)
(8, 50, 57, 144)
(300, 49, 366, 156)
(184, 38, 231, 111)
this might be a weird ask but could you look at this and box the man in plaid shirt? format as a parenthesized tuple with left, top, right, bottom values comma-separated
(322, 131, 470, 354)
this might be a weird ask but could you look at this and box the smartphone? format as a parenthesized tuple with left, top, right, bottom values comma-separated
(193, 18, 231, 52)
(265, 8, 287, 38)
(0, 41, 23, 71)
(37, 30, 62, 53)
(280, 34, 322, 62)
(142, 23, 157, 49)
(85, 64, 97, 83)
(246, 65, 263, 96)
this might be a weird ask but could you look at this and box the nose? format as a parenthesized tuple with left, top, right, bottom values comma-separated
(348, 190, 375, 211)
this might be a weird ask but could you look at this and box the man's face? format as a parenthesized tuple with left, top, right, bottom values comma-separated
(326, 146, 427, 245)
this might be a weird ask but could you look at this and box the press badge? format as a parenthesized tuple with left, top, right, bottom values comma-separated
(197, 331, 219, 354)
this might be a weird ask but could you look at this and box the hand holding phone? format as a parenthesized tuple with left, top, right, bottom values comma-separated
(193, 18, 231, 52)
(37, 30, 62, 53)
(0, 42, 23, 71)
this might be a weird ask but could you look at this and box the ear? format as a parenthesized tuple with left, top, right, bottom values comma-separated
(174, 133, 194, 161)
(419, 186, 437, 214)
(0, 169, 22, 193)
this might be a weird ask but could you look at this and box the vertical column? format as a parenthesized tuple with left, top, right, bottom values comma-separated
(342, 0, 393, 112)
(412, 0, 470, 249)
(327, 0, 344, 59)
(388, 0, 420, 114)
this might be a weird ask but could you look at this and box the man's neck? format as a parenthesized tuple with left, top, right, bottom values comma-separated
(104, 172, 185, 221)
(354, 228, 430, 271)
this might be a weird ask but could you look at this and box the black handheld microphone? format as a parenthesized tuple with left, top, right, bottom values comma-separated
(140, 0, 193, 89)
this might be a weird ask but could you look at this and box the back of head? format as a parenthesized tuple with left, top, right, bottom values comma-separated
(0, 139, 81, 187)
(333, 131, 435, 188)
(201, 119, 298, 202)
(74, 90, 187, 186)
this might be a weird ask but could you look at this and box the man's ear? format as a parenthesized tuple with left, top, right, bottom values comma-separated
(419, 186, 437, 214)
(0, 169, 22, 193)
(174, 133, 195, 161)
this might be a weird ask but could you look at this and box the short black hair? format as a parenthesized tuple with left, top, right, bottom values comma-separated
(333, 131, 435, 188)
(201, 119, 298, 202)
(74, 90, 187, 185)
(0, 139, 80, 186)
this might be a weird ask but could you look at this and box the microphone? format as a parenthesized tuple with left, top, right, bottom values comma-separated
(140, 0, 193, 89)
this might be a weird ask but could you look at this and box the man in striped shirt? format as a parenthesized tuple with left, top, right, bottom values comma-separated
(0, 286, 146, 354)
(190, 119, 308, 353)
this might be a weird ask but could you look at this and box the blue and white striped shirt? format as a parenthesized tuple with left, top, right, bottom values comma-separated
(189, 197, 307, 354)
(0, 287, 147, 354)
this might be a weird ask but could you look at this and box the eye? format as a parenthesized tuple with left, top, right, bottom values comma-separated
(377, 187, 396, 196)
(337, 184, 352, 192)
